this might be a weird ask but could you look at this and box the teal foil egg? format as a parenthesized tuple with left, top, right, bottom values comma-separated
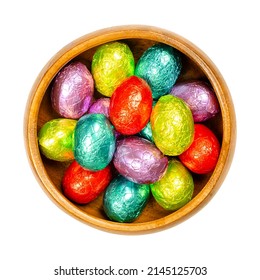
(74, 113, 115, 171)
(103, 175, 150, 223)
(135, 43, 182, 100)
(139, 101, 157, 142)
(139, 121, 154, 142)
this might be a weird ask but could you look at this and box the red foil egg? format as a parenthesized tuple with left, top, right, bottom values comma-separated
(109, 76, 153, 135)
(62, 161, 112, 204)
(179, 124, 220, 174)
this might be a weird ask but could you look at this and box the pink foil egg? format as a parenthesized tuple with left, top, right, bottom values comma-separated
(88, 97, 110, 117)
(113, 136, 168, 184)
(51, 61, 94, 119)
(170, 80, 220, 122)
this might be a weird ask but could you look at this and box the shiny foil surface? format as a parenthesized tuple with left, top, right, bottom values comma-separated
(139, 122, 154, 142)
(109, 76, 153, 135)
(151, 95, 194, 156)
(51, 61, 94, 119)
(88, 97, 121, 139)
(135, 43, 182, 100)
(113, 136, 168, 184)
(38, 118, 76, 161)
(103, 175, 150, 222)
(150, 159, 194, 211)
(74, 113, 115, 171)
(91, 42, 135, 97)
(139, 100, 157, 142)
(88, 97, 110, 118)
(179, 124, 220, 174)
(170, 80, 220, 122)
(62, 161, 112, 204)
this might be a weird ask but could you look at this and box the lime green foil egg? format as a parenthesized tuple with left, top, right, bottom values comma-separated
(38, 118, 76, 161)
(91, 41, 135, 97)
(151, 94, 194, 156)
(150, 159, 194, 211)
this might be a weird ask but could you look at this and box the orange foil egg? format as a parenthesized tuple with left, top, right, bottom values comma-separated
(179, 124, 220, 174)
(109, 76, 153, 135)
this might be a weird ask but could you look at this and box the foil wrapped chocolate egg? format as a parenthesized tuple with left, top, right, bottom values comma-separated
(91, 41, 135, 97)
(150, 159, 194, 211)
(38, 118, 76, 161)
(170, 80, 220, 122)
(51, 61, 94, 119)
(139, 122, 154, 143)
(103, 175, 150, 222)
(113, 136, 168, 184)
(179, 124, 221, 174)
(139, 100, 157, 142)
(88, 97, 110, 118)
(151, 94, 194, 156)
(62, 161, 112, 204)
(74, 113, 115, 171)
(109, 76, 153, 135)
(135, 43, 182, 100)
(88, 97, 121, 139)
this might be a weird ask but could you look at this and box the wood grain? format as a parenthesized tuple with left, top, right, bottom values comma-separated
(24, 25, 236, 233)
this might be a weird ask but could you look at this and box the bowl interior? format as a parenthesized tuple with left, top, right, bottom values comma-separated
(26, 27, 234, 233)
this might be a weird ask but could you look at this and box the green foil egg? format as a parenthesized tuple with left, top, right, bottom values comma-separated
(103, 175, 150, 223)
(74, 113, 115, 171)
(151, 94, 194, 156)
(38, 118, 76, 161)
(91, 41, 135, 97)
(150, 159, 194, 211)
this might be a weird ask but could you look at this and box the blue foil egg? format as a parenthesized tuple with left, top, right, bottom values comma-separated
(135, 43, 182, 100)
(103, 175, 150, 223)
(74, 113, 115, 171)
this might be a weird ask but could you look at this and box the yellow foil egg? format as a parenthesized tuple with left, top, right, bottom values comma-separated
(38, 118, 76, 161)
(150, 159, 194, 211)
(151, 94, 194, 156)
(91, 41, 135, 97)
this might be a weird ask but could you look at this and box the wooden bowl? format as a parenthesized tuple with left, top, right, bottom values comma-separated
(24, 25, 236, 233)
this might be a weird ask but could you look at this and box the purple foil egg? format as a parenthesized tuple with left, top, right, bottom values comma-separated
(113, 136, 168, 184)
(88, 97, 110, 118)
(51, 61, 94, 119)
(170, 80, 220, 122)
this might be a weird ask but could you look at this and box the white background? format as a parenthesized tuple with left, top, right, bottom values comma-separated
(1, 0, 259, 279)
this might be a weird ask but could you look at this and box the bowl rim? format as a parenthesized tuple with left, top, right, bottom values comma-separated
(24, 25, 236, 234)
